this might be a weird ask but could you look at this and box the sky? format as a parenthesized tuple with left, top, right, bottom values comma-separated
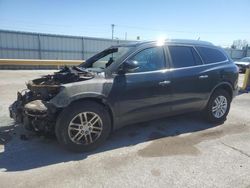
(0, 0, 249, 47)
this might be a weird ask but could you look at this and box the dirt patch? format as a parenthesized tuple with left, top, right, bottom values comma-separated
(151, 169, 161, 176)
(101, 154, 133, 170)
(138, 124, 249, 157)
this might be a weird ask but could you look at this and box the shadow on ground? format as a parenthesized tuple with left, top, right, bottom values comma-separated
(0, 113, 218, 172)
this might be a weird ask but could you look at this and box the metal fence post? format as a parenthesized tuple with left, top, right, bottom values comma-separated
(82, 37, 85, 60)
(38, 34, 42, 59)
(230, 49, 233, 59)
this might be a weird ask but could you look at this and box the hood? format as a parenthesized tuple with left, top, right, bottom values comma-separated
(26, 66, 96, 100)
(28, 66, 94, 86)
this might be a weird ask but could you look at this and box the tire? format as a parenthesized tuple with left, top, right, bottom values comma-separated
(204, 89, 231, 123)
(55, 101, 111, 152)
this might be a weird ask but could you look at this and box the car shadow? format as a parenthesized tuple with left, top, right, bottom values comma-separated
(0, 113, 220, 172)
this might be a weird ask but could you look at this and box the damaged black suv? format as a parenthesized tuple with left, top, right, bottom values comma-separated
(9, 40, 238, 152)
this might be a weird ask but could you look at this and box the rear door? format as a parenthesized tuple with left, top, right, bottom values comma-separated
(167, 45, 210, 113)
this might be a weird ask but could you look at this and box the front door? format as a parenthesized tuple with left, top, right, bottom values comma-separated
(113, 46, 172, 126)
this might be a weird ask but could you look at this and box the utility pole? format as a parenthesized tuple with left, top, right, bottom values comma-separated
(111, 24, 115, 40)
(125, 32, 127, 40)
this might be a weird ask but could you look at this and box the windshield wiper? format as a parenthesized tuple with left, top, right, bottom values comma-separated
(73, 66, 95, 74)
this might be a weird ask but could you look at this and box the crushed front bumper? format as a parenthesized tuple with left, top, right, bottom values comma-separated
(9, 93, 59, 133)
(9, 100, 23, 123)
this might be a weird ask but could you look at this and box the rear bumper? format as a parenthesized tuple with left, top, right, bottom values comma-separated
(233, 87, 238, 98)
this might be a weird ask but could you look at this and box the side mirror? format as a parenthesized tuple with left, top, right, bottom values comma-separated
(118, 60, 139, 74)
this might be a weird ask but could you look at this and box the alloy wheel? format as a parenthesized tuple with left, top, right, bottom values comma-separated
(212, 95, 228, 118)
(68, 112, 103, 145)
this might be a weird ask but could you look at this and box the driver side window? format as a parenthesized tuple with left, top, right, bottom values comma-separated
(128, 47, 165, 73)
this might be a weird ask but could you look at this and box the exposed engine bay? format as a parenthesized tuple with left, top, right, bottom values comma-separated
(27, 66, 94, 100)
(9, 66, 95, 134)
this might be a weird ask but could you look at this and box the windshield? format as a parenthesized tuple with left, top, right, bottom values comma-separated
(80, 46, 132, 72)
(240, 57, 250, 62)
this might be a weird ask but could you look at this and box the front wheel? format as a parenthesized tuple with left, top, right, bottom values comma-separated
(204, 89, 231, 123)
(55, 101, 111, 152)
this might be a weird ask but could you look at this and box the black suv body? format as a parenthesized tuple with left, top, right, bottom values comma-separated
(10, 39, 239, 152)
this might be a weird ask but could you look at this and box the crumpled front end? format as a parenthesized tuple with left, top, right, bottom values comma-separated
(9, 66, 95, 133)
(9, 90, 59, 133)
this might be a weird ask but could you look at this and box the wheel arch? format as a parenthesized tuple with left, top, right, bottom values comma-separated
(69, 97, 115, 131)
(208, 82, 233, 103)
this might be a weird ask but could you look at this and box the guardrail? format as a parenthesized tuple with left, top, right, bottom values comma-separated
(0, 59, 84, 66)
(0, 59, 85, 69)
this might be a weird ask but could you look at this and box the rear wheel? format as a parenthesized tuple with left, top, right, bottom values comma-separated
(55, 101, 111, 152)
(204, 89, 231, 123)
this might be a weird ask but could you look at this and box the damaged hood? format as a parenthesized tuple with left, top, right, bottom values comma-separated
(26, 66, 100, 100)
(28, 66, 95, 87)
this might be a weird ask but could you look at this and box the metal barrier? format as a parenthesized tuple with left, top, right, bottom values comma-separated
(0, 59, 84, 69)
(0, 59, 83, 65)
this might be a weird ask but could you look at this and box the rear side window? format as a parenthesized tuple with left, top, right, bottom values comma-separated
(168, 46, 202, 68)
(196, 46, 227, 64)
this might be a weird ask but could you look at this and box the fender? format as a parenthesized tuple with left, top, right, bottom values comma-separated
(50, 90, 107, 108)
(206, 81, 233, 105)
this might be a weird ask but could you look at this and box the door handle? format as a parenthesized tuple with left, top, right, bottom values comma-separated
(199, 75, 208, 79)
(159, 80, 171, 86)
